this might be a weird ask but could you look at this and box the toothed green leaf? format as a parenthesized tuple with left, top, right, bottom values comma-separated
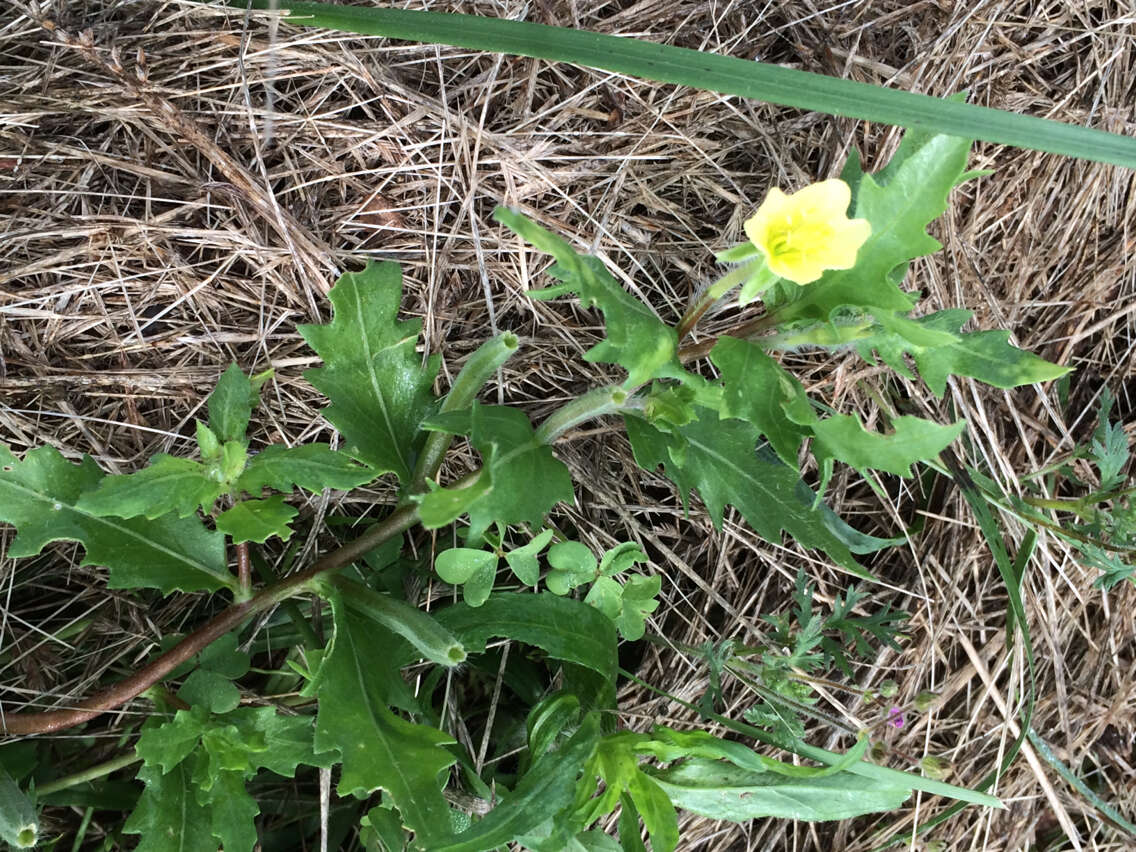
(494, 207, 683, 387)
(711, 337, 811, 466)
(775, 134, 972, 327)
(856, 309, 1071, 396)
(419, 403, 574, 540)
(237, 443, 376, 494)
(0, 445, 231, 594)
(123, 759, 219, 852)
(810, 413, 966, 484)
(208, 363, 256, 444)
(76, 455, 224, 519)
(624, 412, 868, 577)
(215, 496, 298, 544)
(299, 261, 440, 482)
(314, 590, 456, 845)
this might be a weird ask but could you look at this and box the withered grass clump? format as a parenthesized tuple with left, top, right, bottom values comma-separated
(1, 0, 1134, 848)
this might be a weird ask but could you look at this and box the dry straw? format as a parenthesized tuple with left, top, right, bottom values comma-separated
(1, 0, 1134, 849)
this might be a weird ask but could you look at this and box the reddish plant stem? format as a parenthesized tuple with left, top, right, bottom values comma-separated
(1, 505, 418, 736)
(677, 311, 778, 363)
(236, 541, 252, 599)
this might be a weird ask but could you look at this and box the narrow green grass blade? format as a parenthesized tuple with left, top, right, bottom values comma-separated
(876, 455, 1038, 846)
(1027, 728, 1136, 837)
(233, 0, 1136, 169)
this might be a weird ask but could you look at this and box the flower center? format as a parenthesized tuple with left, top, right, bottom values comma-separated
(766, 213, 834, 263)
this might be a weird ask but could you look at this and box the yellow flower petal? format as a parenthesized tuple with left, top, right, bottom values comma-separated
(743, 179, 870, 285)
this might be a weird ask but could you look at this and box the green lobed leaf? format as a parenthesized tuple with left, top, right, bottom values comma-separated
(710, 337, 811, 466)
(775, 134, 972, 327)
(237, 442, 377, 494)
(76, 455, 224, 519)
(208, 363, 255, 444)
(196, 631, 251, 680)
(179, 669, 242, 714)
(613, 574, 662, 642)
(314, 589, 457, 846)
(494, 207, 682, 387)
(856, 309, 1071, 397)
(435, 548, 497, 584)
(623, 412, 867, 576)
(582, 576, 621, 621)
(215, 496, 298, 544)
(298, 261, 440, 482)
(646, 759, 910, 821)
(0, 445, 231, 594)
(124, 759, 219, 852)
(207, 771, 261, 852)
(809, 413, 966, 492)
(546, 540, 598, 595)
(135, 710, 209, 774)
(1089, 389, 1129, 492)
(420, 403, 574, 539)
(131, 704, 331, 852)
(236, 707, 333, 777)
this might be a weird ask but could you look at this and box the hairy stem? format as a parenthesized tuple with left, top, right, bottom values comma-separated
(35, 752, 142, 796)
(235, 541, 252, 601)
(0, 505, 418, 736)
(675, 264, 755, 340)
(677, 311, 780, 363)
(411, 332, 520, 493)
(534, 385, 629, 444)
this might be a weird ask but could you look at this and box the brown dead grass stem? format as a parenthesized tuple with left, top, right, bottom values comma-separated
(1, 0, 1134, 849)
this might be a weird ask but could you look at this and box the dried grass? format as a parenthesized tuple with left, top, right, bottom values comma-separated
(1, 0, 1135, 849)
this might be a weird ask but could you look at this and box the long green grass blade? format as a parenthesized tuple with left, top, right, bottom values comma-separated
(232, 0, 1136, 169)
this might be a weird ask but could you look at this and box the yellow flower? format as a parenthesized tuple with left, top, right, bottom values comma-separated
(743, 179, 871, 285)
